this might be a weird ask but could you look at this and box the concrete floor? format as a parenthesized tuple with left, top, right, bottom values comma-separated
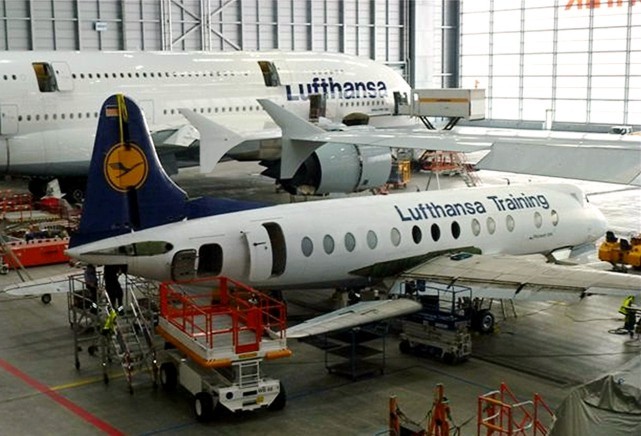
(0, 162, 640, 435)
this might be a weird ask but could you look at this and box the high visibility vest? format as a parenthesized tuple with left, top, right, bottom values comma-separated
(619, 296, 635, 316)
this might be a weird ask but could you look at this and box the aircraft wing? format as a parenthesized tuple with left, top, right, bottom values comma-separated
(2, 272, 75, 296)
(400, 252, 641, 302)
(477, 141, 641, 186)
(285, 298, 422, 338)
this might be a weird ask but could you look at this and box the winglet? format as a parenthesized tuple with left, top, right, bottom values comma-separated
(179, 108, 244, 173)
(69, 94, 188, 248)
(257, 99, 327, 179)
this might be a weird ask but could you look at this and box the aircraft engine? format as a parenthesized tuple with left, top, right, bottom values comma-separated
(262, 142, 393, 195)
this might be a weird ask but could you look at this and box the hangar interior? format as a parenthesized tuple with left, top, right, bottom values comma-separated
(0, 1, 640, 435)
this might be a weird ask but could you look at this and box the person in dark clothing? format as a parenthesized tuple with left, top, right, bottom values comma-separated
(104, 265, 124, 310)
(83, 264, 98, 306)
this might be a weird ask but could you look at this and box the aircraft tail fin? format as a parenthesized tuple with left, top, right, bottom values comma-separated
(257, 99, 327, 179)
(69, 94, 188, 248)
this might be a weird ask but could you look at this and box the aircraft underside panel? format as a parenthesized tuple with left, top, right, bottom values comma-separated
(243, 228, 274, 282)
(0, 137, 7, 172)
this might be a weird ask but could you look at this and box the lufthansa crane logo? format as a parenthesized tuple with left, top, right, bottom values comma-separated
(104, 142, 148, 192)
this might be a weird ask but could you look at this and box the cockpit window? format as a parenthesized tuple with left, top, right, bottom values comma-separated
(89, 241, 173, 256)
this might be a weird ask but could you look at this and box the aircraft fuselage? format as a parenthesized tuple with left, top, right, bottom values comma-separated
(68, 183, 607, 290)
(0, 51, 412, 178)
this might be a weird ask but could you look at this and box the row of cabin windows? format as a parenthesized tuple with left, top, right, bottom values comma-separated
(339, 100, 386, 107)
(300, 211, 560, 257)
(70, 70, 254, 80)
(163, 105, 264, 116)
(18, 112, 99, 122)
(65, 69, 346, 81)
(17, 100, 387, 122)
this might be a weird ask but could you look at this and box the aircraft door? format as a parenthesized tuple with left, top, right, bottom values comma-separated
(242, 228, 273, 282)
(0, 105, 18, 135)
(51, 62, 73, 91)
(171, 249, 197, 281)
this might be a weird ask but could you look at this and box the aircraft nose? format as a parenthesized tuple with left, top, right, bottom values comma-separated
(588, 205, 608, 240)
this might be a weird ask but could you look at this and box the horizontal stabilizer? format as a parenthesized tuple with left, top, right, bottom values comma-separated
(477, 142, 641, 186)
(285, 298, 422, 338)
(401, 253, 641, 301)
(179, 109, 244, 173)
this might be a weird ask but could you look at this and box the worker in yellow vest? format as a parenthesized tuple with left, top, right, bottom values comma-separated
(619, 296, 636, 338)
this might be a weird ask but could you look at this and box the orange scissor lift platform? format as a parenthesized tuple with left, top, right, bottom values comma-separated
(155, 276, 291, 421)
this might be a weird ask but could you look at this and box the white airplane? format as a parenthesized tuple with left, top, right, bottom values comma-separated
(62, 94, 641, 337)
(0, 50, 415, 198)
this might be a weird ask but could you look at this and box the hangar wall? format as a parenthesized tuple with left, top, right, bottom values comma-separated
(461, 0, 640, 130)
(0, 0, 415, 78)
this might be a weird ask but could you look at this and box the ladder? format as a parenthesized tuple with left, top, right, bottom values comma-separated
(421, 151, 481, 189)
(101, 279, 158, 393)
(477, 382, 554, 435)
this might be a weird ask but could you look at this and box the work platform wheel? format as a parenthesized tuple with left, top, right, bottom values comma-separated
(41, 294, 52, 305)
(194, 392, 214, 422)
(268, 382, 287, 411)
(159, 362, 177, 391)
(472, 309, 495, 334)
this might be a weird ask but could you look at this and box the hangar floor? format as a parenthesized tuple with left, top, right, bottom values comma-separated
(0, 162, 639, 435)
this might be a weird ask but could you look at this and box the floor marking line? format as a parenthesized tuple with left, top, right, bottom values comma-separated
(0, 359, 123, 436)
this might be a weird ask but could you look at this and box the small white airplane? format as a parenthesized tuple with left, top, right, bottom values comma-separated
(0, 50, 415, 198)
(61, 94, 641, 337)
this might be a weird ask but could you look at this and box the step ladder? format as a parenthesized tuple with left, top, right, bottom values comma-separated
(101, 281, 158, 394)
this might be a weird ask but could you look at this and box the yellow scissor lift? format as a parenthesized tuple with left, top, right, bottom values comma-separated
(155, 276, 291, 422)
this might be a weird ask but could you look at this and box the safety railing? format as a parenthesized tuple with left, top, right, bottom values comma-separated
(159, 276, 287, 355)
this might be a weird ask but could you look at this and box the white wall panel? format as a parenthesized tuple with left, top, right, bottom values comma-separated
(462, 1, 639, 127)
(0, 0, 409, 81)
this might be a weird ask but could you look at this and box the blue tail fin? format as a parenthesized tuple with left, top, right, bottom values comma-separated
(70, 94, 188, 247)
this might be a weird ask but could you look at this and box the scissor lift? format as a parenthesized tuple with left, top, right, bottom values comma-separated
(398, 281, 473, 364)
(156, 277, 291, 422)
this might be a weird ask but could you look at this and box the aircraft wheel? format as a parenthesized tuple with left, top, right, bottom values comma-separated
(194, 392, 214, 422)
(268, 382, 287, 411)
(159, 362, 178, 391)
(41, 293, 52, 305)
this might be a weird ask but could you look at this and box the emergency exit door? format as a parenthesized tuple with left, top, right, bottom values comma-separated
(0, 105, 18, 135)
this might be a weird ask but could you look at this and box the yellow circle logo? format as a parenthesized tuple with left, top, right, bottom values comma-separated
(104, 142, 148, 192)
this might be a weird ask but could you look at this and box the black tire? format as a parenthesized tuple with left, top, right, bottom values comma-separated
(475, 309, 495, 334)
(41, 294, 52, 305)
(268, 382, 287, 411)
(442, 352, 456, 365)
(160, 362, 178, 391)
(194, 392, 214, 422)
(28, 178, 48, 198)
(399, 339, 412, 354)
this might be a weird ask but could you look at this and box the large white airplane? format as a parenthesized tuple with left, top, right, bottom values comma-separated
(2, 51, 639, 201)
(0, 50, 416, 197)
(63, 94, 641, 337)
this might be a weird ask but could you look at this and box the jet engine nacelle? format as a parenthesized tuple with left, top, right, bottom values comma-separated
(267, 142, 393, 195)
